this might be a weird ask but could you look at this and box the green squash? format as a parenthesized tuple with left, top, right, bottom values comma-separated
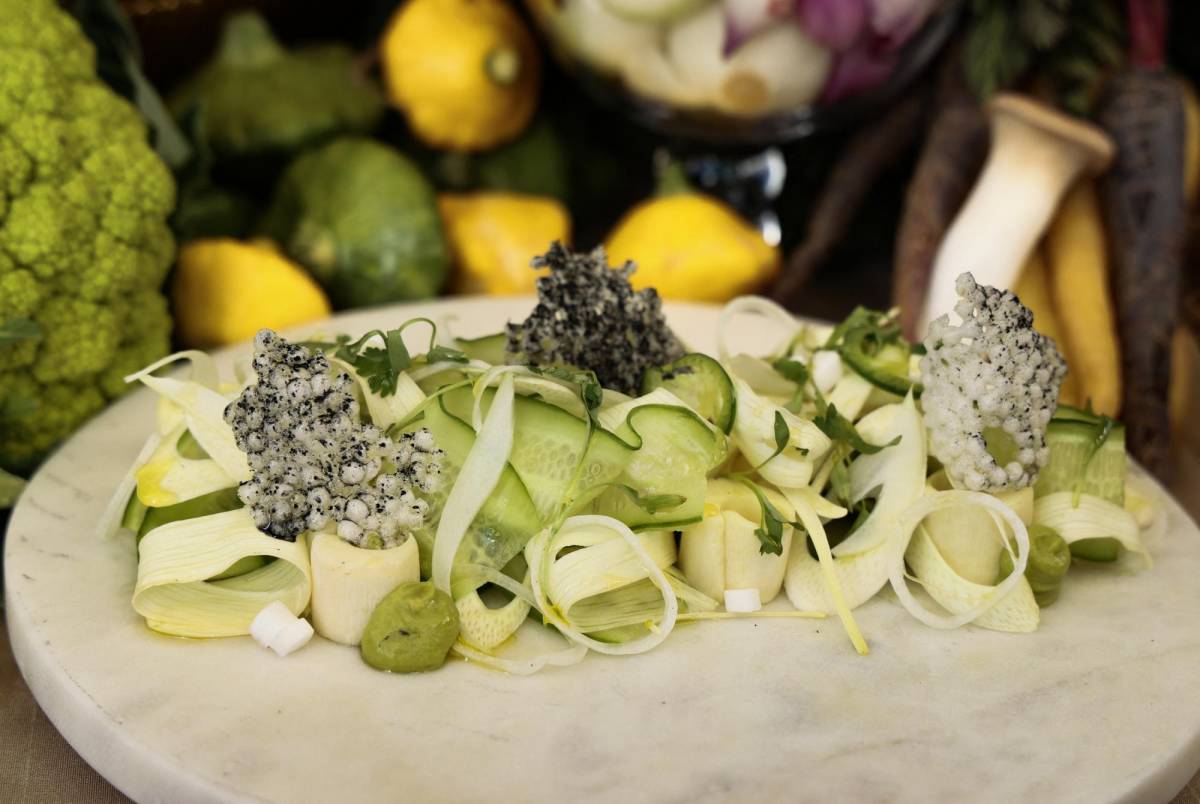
(169, 11, 384, 158)
(260, 138, 449, 308)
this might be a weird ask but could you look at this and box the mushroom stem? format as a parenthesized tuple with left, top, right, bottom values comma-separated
(918, 95, 1114, 333)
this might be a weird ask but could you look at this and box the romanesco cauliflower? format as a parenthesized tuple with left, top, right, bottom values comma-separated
(0, 0, 176, 472)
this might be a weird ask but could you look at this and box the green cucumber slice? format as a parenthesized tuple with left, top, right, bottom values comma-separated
(640, 353, 736, 433)
(1034, 419, 1126, 504)
(591, 404, 721, 530)
(838, 328, 921, 397)
(439, 385, 630, 522)
(455, 333, 508, 365)
(399, 392, 543, 596)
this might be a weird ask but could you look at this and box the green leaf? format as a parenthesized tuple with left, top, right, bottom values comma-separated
(0, 467, 25, 509)
(813, 404, 900, 455)
(528, 366, 604, 421)
(736, 477, 796, 556)
(426, 345, 469, 364)
(771, 357, 810, 386)
(829, 458, 853, 508)
(609, 484, 687, 515)
(0, 318, 41, 346)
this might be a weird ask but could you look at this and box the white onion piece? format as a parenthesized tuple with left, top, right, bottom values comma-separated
(888, 490, 1031, 629)
(431, 374, 516, 593)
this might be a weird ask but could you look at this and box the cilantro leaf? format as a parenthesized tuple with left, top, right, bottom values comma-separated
(426, 345, 469, 364)
(771, 357, 810, 385)
(736, 477, 798, 556)
(813, 404, 900, 455)
(609, 484, 686, 515)
(529, 366, 603, 422)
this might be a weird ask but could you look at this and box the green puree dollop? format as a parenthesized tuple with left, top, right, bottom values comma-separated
(360, 582, 459, 673)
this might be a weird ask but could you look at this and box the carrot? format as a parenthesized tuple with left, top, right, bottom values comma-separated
(1098, 0, 1188, 479)
(770, 89, 928, 308)
(892, 52, 990, 340)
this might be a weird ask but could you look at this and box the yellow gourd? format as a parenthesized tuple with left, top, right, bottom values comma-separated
(604, 194, 779, 303)
(173, 239, 331, 348)
(381, 0, 540, 151)
(1012, 249, 1080, 405)
(1042, 181, 1122, 417)
(438, 193, 571, 295)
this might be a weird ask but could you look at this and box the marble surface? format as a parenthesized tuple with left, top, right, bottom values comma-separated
(6, 298, 1200, 804)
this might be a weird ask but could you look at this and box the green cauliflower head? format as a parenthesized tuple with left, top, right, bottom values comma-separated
(0, 0, 175, 473)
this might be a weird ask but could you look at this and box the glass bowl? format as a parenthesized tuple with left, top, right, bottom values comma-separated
(526, 0, 960, 146)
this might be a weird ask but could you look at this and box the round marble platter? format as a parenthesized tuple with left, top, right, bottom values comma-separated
(6, 298, 1200, 804)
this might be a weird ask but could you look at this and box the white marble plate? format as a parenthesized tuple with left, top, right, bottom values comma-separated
(6, 298, 1200, 804)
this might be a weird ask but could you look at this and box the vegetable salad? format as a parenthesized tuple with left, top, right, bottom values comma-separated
(101, 243, 1161, 674)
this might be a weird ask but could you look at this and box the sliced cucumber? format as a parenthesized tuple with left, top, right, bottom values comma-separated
(1050, 404, 1103, 425)
(399, 393, 542, 596)
(439, 385, 630, 522)
(591, 403, 721, 530)
(641, 353, 736, 433)
(455, 332, 508, 365)
(121, 491, 148, 533)
(838, 329, 921, 398)
(1034, 419, 1126, 504)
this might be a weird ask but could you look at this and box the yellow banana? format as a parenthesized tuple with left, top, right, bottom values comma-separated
(1012, 248, 1080, 406)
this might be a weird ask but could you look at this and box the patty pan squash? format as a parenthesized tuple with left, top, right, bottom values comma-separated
(382, 0, 540, 151)
(169, 11, 384, 158)
(260, 138, 448, 309)
(173, 239, 331, 348)
(605, 194, 779, 303)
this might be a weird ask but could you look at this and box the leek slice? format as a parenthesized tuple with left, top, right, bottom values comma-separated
(778, 486, 868, 654)
(717, 296, 799, 364)
(887, 490, 1031, 629)
(785, 397, 925, 614)
(1034, 492, 1150, 567)
(451, 639, 588, 676)
(527, 515, 680, 656)
(825, 372, 874, 423)
(309, 534, 419, 646)
(124, 349, 220, 390)
(730, 376, 830, 488)
(724, 354, 797, 399)
(133, 508, 312, 637)
(905, 525, 1039, 633)
(135, 423, 234, 507)
(132, 375, 250, 482)
(432, 374, 516, 593)
(97, 432, 163, 540)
